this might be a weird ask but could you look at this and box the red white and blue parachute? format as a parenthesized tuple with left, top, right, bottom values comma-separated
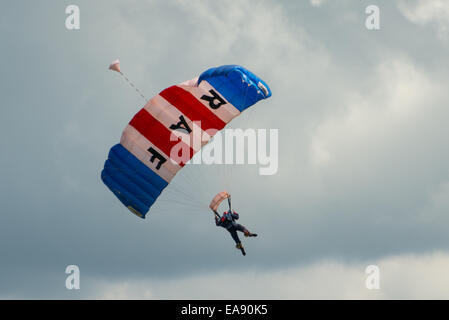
(101, 65, 271, 218)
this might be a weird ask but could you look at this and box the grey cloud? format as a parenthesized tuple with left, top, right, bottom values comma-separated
(1, 0, 448, 298)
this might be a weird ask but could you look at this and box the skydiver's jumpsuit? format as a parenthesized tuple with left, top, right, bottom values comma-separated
(215, 210, 249, 245)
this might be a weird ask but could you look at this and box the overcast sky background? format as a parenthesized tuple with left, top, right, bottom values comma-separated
(1, 0, 449, 299)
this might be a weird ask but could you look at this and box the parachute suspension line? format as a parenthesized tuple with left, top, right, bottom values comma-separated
(169, 162, 211, 209)
(181, 164, 205, 198)
(217, 127, 230, 197)
(158, 197, 205, 210)
(160, 186, 205, 207)
(167, 181, 205, 207)
(224, 161, 231, 196)
(219, 163, 227, 200)
(154, 201, 204, 217)
(119, 71, 148, 102)
(158, 193, 206, 216)
(165, 181, 208, 209)
(173, 163, 208, 207)
(163, 172, 205, 205)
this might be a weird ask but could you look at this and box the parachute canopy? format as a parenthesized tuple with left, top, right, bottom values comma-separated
(101, 65, 271, 218)
(209, 191, 230, 212)
(109, 59, 121, 73)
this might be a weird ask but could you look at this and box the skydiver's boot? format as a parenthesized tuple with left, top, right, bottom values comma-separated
(244, 230, 258, 238)
(236, 243, 246, 256)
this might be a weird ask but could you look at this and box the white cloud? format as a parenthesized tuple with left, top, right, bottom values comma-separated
(310, 0, 326, 8)
(91, 251, 449, 299)
(398, 0, 449, 40)
(309, 57, 445, 169)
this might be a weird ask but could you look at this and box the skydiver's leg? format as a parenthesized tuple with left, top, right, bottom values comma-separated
(234, 223, 258, 237)
(228, 228, 241, 245)
(234, 223, 248, 233)
(228, 227, 246, 256)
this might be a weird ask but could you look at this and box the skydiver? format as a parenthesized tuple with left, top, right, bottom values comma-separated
(212, 196, 257, 256)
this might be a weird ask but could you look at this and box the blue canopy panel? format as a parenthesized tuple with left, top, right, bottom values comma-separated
(198, 65, 272, 112)
(101, 144, 168, 218)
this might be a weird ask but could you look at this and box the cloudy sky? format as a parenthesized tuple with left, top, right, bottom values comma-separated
(1, 0, 449, 299)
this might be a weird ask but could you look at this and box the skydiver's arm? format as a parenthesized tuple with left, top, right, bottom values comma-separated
(213, 210, 225, 226)
(212, 209, 221, 221)
(227, 195, 232, 211)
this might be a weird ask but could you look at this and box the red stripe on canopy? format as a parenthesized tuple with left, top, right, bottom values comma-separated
(129, 108, 193, 166)
(160, 85, 226, 132)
